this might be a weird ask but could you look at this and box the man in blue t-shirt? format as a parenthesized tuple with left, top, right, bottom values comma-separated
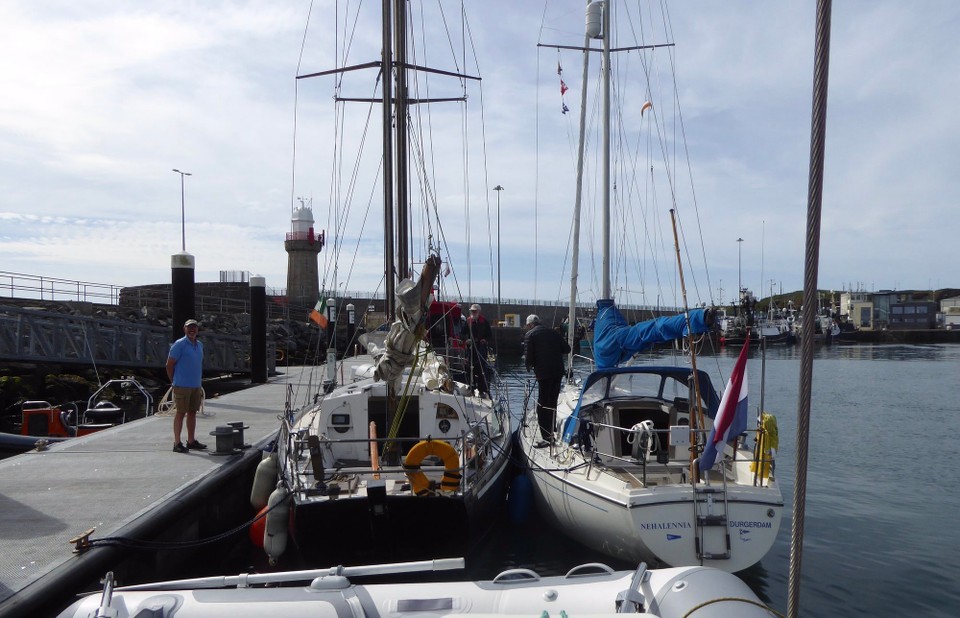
(166, 319, 207, 453)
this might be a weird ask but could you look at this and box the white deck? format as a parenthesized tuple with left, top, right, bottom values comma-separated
(0, 367, 314, 606)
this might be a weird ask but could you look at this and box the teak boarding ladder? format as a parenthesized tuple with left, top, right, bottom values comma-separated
(692, 472, 731, 562)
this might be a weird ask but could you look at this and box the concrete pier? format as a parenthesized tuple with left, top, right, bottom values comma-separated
(0, 368, 315, 617)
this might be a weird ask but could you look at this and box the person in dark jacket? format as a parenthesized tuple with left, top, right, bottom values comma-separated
(524, 314, 571, 443)
(461, 303, 493, 396)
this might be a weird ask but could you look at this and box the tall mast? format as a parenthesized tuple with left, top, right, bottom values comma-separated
(394, 0, 409, 281)
(601, 0, 612, 299)
(568, 0, 593, 363)
(381, 0, 395, 318)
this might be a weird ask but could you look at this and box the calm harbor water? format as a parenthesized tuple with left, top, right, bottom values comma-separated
(489, 343, 960, 617)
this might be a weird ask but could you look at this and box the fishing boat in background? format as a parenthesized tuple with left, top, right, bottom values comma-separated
(57, 558, 775, 618)
(720, 289, 795, 347)
(257, 0, 513, 568)
(518, 0, 782, 573)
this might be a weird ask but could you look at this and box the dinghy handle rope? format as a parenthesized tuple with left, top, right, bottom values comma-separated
(681, 596, 782, 618)
(75, 484, 293, 553)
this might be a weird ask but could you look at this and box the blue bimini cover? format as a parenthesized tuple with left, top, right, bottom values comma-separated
(592, 299, 709, 370)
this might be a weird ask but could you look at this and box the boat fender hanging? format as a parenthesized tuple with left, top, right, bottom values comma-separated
(403, 439, 461, 496)
(264, 484, 290, 566)
(250, 450, 279, 510)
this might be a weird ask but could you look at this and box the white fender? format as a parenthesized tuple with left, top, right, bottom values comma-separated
(264, 484, 290, 565)
(250, 451, 279, 510)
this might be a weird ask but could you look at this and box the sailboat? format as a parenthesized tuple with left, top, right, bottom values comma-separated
(518, 1, 783, 573)
(261, 0, 512, 568)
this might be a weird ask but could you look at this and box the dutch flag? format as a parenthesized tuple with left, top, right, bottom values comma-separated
(699, 332, 750, 472)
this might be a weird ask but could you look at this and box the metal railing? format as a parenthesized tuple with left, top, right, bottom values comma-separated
(0, 304, 275, 374)
(1, 271, 679, 317)
(280, 415, 502, 497)
(0, 271, 122, 304)
(577, 420, 774, 488)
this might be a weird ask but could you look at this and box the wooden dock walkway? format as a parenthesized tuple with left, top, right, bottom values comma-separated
(0, 367, 315, 617)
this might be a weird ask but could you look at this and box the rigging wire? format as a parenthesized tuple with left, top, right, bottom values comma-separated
(290, 0, 316, 222)
(461, 5, 497, 299)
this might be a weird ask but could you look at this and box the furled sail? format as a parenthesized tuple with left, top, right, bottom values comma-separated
(592, 299, 713, 370)
(374, 255, 441, 384)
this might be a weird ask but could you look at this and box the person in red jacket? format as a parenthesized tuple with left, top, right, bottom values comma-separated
(461, 304, 492, 397)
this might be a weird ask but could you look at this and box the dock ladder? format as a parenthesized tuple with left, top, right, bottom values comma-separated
(692, 471, 731, 562)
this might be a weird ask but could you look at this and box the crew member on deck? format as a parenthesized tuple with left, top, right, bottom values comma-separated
(461, 304, 492, 397)
(524, 314, 571, 445)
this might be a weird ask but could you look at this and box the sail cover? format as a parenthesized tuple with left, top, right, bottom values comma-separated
(592, 299, 710, 370)
(374, 256, 441, 384)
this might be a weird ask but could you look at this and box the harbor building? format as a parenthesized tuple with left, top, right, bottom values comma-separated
(942, 295, 960, 329)
(839, 289, 939, 330)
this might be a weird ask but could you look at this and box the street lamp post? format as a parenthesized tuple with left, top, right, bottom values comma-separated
(494, 185, 504, 324)
(172, 169, 192, 251)
(736, 237, 744, 298)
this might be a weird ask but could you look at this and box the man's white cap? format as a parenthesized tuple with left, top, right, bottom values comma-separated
(526, 314, 540, 325)
(469, 304, 480, 311)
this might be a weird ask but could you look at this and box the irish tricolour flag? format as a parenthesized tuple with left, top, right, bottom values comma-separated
(699, 332, 750, 472)
(309, 299, 329, 328)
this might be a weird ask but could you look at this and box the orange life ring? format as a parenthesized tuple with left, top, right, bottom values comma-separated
(403, 439, 461, 496)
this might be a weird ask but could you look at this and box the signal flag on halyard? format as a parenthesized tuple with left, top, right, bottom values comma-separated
(309, 299, 329, 328)
(699, 332, 750, 471)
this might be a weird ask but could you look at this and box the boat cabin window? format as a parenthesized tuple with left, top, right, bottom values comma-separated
(436, 404, 458, 420)
(609, 373, 665, 399)
(581, 371, 703, 408)
(330, 413, 351, 434)
(661, 376, 689, 402)
(580, 379, 609, 407)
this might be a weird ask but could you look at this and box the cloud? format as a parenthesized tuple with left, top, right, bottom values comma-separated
(1, 1, 958, 304)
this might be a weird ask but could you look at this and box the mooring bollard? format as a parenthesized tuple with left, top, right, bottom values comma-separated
(228, 421, 250, 450)
(209, 425, 238, 456)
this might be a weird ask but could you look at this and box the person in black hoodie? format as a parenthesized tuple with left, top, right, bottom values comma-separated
(461, 303, 493, 396)
(524, 314, 571, 444)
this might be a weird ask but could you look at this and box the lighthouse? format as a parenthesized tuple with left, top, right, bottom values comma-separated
(284, 201, 324, 312)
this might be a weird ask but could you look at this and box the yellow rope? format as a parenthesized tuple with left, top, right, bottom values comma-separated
(387, 326, 427, 440)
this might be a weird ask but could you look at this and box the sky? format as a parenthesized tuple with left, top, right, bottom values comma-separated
(1, 1, 958, 309)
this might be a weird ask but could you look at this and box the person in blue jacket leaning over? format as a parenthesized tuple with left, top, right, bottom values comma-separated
(166, 319, 207, 453)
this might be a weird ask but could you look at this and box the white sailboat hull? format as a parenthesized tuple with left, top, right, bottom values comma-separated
(519, 370, 782, 573)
